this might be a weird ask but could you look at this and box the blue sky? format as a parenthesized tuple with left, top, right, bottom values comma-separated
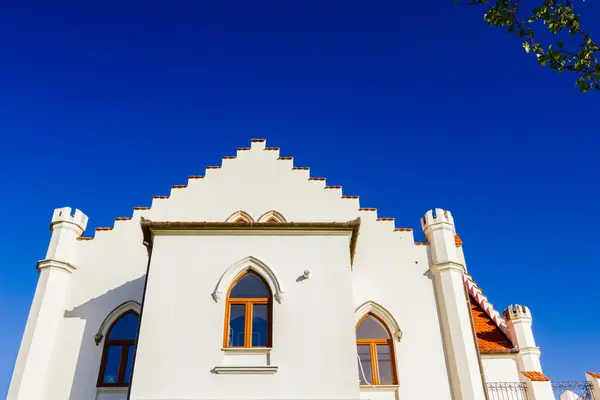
(0, 1, 599, 395)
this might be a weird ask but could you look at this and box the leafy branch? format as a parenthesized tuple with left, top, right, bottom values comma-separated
(458, 0, 599, 92)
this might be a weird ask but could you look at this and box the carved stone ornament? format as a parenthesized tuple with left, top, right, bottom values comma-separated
(274, 291, 284, 304)
(94, 333, 103, 345)
(212, 291, 223, 303)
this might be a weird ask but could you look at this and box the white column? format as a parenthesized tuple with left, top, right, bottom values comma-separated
(8, 207, 87, 400)
(422, 209, 486, 400)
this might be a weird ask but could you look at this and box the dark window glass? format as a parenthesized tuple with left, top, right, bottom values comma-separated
(103, 345, 122, 384)
(252, 304, 269, 346)
(229, 272, 270, 298)
(357, 345, 372, 385)
(356, 315, 389, 339)
(228, 304, 246, 347)
(124, 346, 135, 383)
(377, 344, 394, 384)
(108, 313, 139, 340)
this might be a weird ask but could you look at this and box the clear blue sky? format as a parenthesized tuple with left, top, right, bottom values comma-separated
(0, 1, 598, 396)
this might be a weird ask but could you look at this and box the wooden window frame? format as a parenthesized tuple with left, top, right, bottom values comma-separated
(223, 270, 273, 348)
(97, 311, 139, 388)
(234, 217, 249, 224)
(265, 217, 280, 223)
(356, 313, 398, 386)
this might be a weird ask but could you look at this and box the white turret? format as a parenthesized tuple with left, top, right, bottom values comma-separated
(44, 207, 88, 269)
(504, 304, 542, 372)
(8, 207, 88, 400)
(422, 208, 486, 400)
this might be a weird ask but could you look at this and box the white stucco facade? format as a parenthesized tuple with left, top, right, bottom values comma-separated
(8, 139, 568, 400)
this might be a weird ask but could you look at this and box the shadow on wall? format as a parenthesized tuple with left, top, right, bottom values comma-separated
(63, 276, 146, 400)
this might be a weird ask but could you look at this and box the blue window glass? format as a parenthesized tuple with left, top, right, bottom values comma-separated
(103, 345, 122, 384)
(229, 272, 270, 298)
(108, 312, 139, 340)
(228, 304, 246, 347)
(252, 304, 268, 347)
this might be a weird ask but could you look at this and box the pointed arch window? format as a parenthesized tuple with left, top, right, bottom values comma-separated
(235, 217, 249, 224)
(97, 311, 139, 387)
(356, 314, 397, 386)
(265, 217, 280, 224)
(224, 270, 272, 347)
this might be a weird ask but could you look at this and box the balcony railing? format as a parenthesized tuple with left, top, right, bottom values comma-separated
(487, 382, 529, 400)
(552, 381, 594, 400)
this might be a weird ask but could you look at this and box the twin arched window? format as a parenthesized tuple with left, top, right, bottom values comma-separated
(356, 313, 397, 386)
(224, 270, 272, 347)
(97, 311, 139, 387)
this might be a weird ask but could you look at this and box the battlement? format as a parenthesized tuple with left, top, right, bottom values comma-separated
(421, 208, 455, 232)
(504, 304, 532, 321)
(51, 207, 88, 232)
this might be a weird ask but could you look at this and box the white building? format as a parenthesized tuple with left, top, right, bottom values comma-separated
(7, 139, 599, 400)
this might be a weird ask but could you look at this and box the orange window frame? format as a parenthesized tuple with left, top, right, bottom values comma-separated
(356, 313, 398, 386)
(223, 271, 272, 348)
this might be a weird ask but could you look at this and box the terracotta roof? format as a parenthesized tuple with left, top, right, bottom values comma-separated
(470, 297, 513, 353)
(522, 371, 550, 381)
(587, 372, 600, 379)
(455, 234, 463, 247)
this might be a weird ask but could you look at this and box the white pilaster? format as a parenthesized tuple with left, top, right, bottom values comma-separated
(7, 207, 87, 400)
(422, 208, 486, 400)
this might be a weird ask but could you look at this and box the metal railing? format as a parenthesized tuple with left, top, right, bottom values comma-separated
(487, 382, 529, 400)
(552, 381, 594, 399)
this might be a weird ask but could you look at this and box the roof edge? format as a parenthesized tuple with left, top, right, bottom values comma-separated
(140, 218, 361, 263)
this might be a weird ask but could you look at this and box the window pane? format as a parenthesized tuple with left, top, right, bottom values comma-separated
(377, 344, 394, 384)
(108, 312, 139, 340)
(252, 304, 269, 347)
(230, 272, 270, 298)
(103, 345, 122, 384)
(356, 315, 389, 339)
(228, 304, 246, 347)
(357, 345, 372, 385)
(124, 345, 135, 383)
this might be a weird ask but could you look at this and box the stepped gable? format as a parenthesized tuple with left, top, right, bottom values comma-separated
(78, 139, 417, 241)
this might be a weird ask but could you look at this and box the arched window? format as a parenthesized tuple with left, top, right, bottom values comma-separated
(356, 313, 397, 386)
(265, 217, 280, 223)
(224, 270, 272, 348)
(235, 217, 249, 224)
(97, 311, 139, 387)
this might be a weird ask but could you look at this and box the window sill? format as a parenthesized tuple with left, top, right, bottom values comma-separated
(96, 386, 129, 391)
(214, 365, 278, 374)
(221, 347, 271, 355)
(359, 385, 399, 392)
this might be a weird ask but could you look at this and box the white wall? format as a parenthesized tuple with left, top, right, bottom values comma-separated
(482, 356, 521, 383)
(130, 232, 360, 400)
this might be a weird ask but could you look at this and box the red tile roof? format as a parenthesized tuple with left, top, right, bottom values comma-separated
(587, 372, 600, 379)
(522, 371, 550, 381)
(455, 234, 463, 247)
(470, 297, 513, 353)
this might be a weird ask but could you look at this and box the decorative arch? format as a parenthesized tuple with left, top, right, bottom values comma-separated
(355, 301, 403, 342)
(226, 210, 254, 224)
(95, 301, 141, 345)
(212, 256, 284, 303)
(257, 210, 287, 223)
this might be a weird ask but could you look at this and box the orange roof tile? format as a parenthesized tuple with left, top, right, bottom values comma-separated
(522, 371, 550, 381)
(470, 297, 513, 353)
(455, 234, 463, 247)
(587, 372, 600, 379)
